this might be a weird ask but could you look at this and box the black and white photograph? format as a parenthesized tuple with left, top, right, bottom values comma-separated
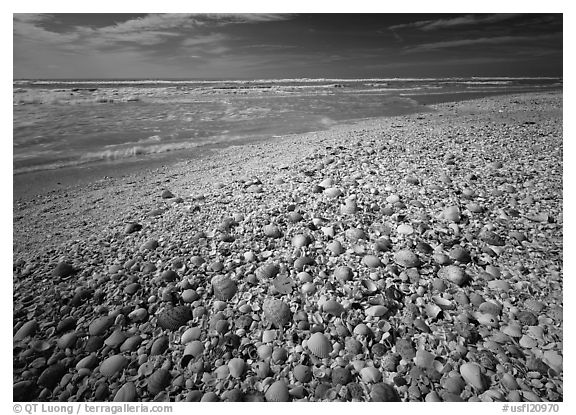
(12, 4, 565, 407)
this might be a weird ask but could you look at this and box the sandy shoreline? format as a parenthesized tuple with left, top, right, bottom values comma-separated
(13, 91, 563, 402)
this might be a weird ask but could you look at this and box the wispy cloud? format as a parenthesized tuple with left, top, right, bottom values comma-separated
(405, 33, 561, 53)
(389, 14, 522, 32)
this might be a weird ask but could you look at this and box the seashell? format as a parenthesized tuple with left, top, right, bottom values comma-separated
(333, 266, 353, 282)
(99, 354, 128, 378)
(128, 308, 148, 322)
(374, 237, 393, 252)
(479, 301, 502, 316)
(124, 222, 142, 234)
(57, 332, 78, 349)
(542, 350, 562, 374)
(301, 282, 316, 295)
(396, 224, 414, 235)
(438, 265, 467, 286)
(479, 229, 505, 246)
(76, 353, 99, 370)
(263, 298, 292, 328)
(14, 319, 38, 341)
(370, 383, 401, 402)
(345, 227, 367, 242)
(120, 335, 142, 353)
(519, 335, 537, 349)
(265, 380, 290, 402)
(255, 263, 279, 280)
(324, 187, 342, 198)
(327, 240, 344, 255)
(353, 323, 372, 336)
(161, 270, 178, 282)
(88, 315, 114, 336)
(37, 363, 66, 389)
(501, 324, 522, 338)
(432, 295, 455, 310)
(345, 337, 363, 354)
(474, 312, 499, 328)
(140, 238, 159, 251)
(150, 335, 169, 355)
(273, 275, 295, 294)
(524, 299, 545, 314)
(114, 382, 138, 402)
(184, 340, 204, 360)
(147, 369, 171, 395)
(386, 194, 400, 204)
(85, 336, 104, 353)
(253, 360, 270, 379)
(263, 224, 282, 238)
(104, 330, 127, 348)
(500, 373, 519, 390)
(442, 205, 461, 222)
(56, 317, 76, 333)
(488, 280, 510, 290)
(366, 305, 388, 317)
(395, 338, 416, 360)
(292, 234, 312, 248)
(156, 306, 192, 330)
(443, 375, 466, 394)
(360, 366, 382, 383)
(293, 364, 312, 382)
(394, 249, 421, 268)
(181, 327, 202, 344)
(449, 246, 471, 263)
(201, 392, 220, 402)
(415, 349, 435, 369)
(460, 362, 487, 392)
(362, 255, 382, 268)
(228, 358, 245, 378)
(211, 275, 237, 301)
(181, 289, 198, 303)
(425, 303, 442, 320)
(517, 311, 538, 326)
(322, 300, 344, 316)
(341, 198, 358, 214)
(307, 332, 333, 358)
(332, 367, 352, 385)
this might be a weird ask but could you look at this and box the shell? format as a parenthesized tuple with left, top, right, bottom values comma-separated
(265, 380, 290, 402)
(181, 327, 202, 344)
(327, 240, 344, 255)
(292, 234, 312, 248)
(360, 366, 382, 383)
(156, 306, 192, 330)
(301, 282, 316, 295)
(76, 354, 99, 370)
(415, 349, 435, 369)
(345, 227, 367, 242)
(341, 198, 358, 214)
(396, 224, 414, 235)
(181, 289, 198, 303)
(14, 320, 38, 340)
(253, 360, 270, 379)
(374, 238, 393, 252)
(438, 265, 467, 286)
(114, 382, 138, 402)
(449, 246, 471, 263)
(88, 315, 114, 336)
(147, 369, 171, 395)
(255, 263, 280, 280)
(432, 295, 454, 310)
(353, 323, 372, 336)
(307, 332, 333, 358)
(128, 308, 148, 322)
(120, 335, 143, 353)
(85, 336, 104, 352)
(37, 364, 66, 388)
(524, 299, 545, 314)
(362, 255, 382, 268)
(293, 364, 312, 382)
(185, 340, 204, 358)
(460, 362, 487, 392)
(517, 311, 538, 326)
(442, 205, 461, 222)
(322, 300, 344, 316)
(395, 338, 416, 360)
(53, 261, 75, 277)
(263, 299, 292, 327)
(99, 354, 128, 378)
(332, 367, 352, 385)
(480, 229, 505, 246)
(334, 266, 353, 282)
(150, 335, 169, 355)
(228, 358, 245, 378)
(324, 187, 342, 198)
(366, 305, 388, 317)
(394, 249, 421, 268)
(211, 275, 237, 301)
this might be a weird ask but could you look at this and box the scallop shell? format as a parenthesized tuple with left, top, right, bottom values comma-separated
(147, 369, 171, 395)
(14, 320, 38, 341)
(292, 234, 312, 248)
(322, 300, 344, 316)
(263, 299, 292, 328)
(99, 354, 128, 378)
(438, 265, 467, 286)
(327, 240, 344, 255)
(394, 249, 421, 268)
(362, 255, 382, 268)
(228, 358, 245, 378)
(114, 382, 138, 402)
(255, 263, 280, 280)
(211, 275, 237, 301)
(37, 363, 66, 389)
(353, 323, 372, 336)
(334, 266, 353, 282)
(265, 380, 290, 402)
(263, 224, 282, 238)
(374, 238, 393, 252)
(88, 315, 115, 336)
(156, 306, 192, 330)
(307, 332, 333, 358)
(360, 366, 382, 383)
(293, 364, 312, 382)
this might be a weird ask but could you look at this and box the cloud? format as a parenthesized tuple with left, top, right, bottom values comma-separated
(405, 33, 561, 53)
(389, 14, 522, 31)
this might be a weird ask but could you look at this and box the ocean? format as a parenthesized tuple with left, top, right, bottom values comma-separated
(13, 77, 561, 176)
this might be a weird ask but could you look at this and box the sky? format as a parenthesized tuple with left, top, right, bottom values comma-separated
(13, 13, 563, 79)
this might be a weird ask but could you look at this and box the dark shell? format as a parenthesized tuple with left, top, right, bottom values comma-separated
(211, 275, 238, 301)
(161, 270, 178, 282)
(346, 382, 365, 400)
(480, 230, 505, 246)
(263, 299, 292, 328)
(13, 380, 35, 401)
(147, 369, 171, 395)
(255, 264, 280, 280)
(85, 336, 105, 352)
(293, 364, 312, 382)
(332, 367, 352, 385)
(370, 383, 401, 402)
(52, 262, 75, 278)
(517, 310, 538, 326)
(114, 382, 138, 402)
(150, 335, 169, 355)
(124, 223, 142, 234)
(37, 363, 66, 389)
(156, 306, 192, 330)
(88, 315, 115, 336)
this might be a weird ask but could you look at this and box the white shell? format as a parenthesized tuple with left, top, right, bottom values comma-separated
(360, 366, 382, 383)
(307, 332, 333, 358)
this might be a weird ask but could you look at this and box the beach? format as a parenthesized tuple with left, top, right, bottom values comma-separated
(13, 91, 563, 402)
